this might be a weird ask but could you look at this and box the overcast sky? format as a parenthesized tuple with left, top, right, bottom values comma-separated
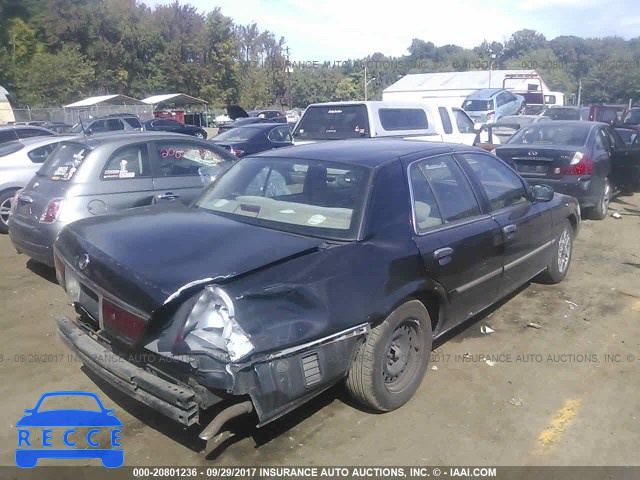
(148, 0, 640, 60)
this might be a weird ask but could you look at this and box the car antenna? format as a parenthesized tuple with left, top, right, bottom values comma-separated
(79, 117, 87, 140)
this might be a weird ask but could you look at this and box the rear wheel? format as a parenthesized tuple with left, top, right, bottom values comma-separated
(0, 189, 18, 234)
(195, 131, 205, 139)
(537, 219, 573, 284)
(346, 300, 432, 412)
(586, 177, 610, 220)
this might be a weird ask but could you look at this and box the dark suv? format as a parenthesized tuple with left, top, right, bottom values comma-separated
(69, 114, 143, 135)
(585, 104, 629, 125)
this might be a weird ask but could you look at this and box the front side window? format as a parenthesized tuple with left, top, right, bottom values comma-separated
(194, 157, 371, 240)
(453, 109, 475, 133)
(461, 153, 528, 211)
(153, 142, 228, 177)
(102, 144, 150, 179)
(411, 155, 481, 223)
(378, 108, 428, 131)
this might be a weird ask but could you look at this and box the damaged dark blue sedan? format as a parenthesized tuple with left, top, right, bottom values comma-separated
(54, 139, 580, 440)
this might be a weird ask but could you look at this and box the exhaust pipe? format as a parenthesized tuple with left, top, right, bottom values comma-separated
(199, 400, 253, 440)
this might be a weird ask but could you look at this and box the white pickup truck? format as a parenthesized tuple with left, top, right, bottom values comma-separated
(292, 100, 485, 146)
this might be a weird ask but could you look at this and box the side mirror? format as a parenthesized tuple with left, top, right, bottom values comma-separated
(532, 184, 554, 202)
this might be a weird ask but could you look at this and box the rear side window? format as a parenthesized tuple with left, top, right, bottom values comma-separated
(379, 108, 428, 131)
(38, 143, 90, 181)
(412, 155, 481, 223)
(438, 107, 453, 134)
(28, 143, 59, 163)
(102, 144, 150, 179)
(123, 117, 142, 129)
(106, 119, 124, 131)
(0, 141, 24, 157)
(267, 126, 293, 142)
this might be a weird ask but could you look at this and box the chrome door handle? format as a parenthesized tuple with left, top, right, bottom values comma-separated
(503, 224, 516, 234)
(433, 247, 454, 259)
(156, 192, 180, 200)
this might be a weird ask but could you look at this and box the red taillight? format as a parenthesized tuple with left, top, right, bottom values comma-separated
(102, 299, 146, 344)
(39, 199, 63, 223)
(560, 154, 594, 175)
(53, 252, 66, 288)
(229, 147, 244, 157)
(487, 111, 495, 121)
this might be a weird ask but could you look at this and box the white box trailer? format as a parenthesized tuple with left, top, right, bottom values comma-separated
(383, 70, 554, 108)
(0, 86, 15, 125)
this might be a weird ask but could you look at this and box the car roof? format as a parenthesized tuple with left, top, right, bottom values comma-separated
(467, 88, 504, 99)
(227, 123, 288, 130)
(60, 131, 211, 149)
(16, 135, 76, 147)
(253, 138, 473, 167)
(0, 124, 55, 133)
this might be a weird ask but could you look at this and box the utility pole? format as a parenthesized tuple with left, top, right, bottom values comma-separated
(285, 46, 292, 109)
(577, 79, 582, 106)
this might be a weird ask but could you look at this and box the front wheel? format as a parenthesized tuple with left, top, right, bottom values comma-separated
(346, 300, 432, 412)
(194, 131, 206, 139)
(586, 177, 610, 220)
(537, 219, 573, 284)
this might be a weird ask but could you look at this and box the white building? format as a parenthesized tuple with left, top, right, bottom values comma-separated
(382, 70, 553, 108)
(0, 86, 15, 124)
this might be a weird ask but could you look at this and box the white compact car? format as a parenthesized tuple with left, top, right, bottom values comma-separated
(0, 135, 74, 233)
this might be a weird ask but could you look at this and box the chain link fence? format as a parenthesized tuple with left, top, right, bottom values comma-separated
(1, 105, 157, 126)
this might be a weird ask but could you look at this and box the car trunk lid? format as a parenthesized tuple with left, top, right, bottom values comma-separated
(495, 146, 586, 178)
(55, 204, 327, 343)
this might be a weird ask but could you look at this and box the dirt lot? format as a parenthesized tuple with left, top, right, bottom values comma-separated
(1, 194, 639, 467)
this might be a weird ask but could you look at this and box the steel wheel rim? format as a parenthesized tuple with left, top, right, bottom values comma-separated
(0, 197, 12, 226)
(557, 228, 571, 274)
(601, 180, 610, 216)
(383, 319, 422, 393)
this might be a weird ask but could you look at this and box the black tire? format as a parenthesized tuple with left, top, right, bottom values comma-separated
(586, 177, 610, 220)
(537, 219, 573, 284)
(346, 300, 432, 412)
(0, 189, 18, 234)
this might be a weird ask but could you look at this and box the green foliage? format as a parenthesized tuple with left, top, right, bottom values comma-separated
(1, 3, 639, 108)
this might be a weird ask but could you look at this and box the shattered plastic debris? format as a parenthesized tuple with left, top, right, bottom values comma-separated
(611, 212, 622, 219)
(565, 300, 578, 310)
(431, 365, 438, 371)
(526, 322, 542, 329)
(480, 325, 495, 334)
(508, 397, 524, 406)
(485, 359, 496, 367)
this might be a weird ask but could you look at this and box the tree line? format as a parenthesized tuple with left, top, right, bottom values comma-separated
(1, 0, 639, 109)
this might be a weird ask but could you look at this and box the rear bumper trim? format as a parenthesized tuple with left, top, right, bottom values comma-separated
(57, 316, 199, 426)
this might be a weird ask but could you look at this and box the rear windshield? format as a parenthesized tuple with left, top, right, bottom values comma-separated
(38, 143, 90, 181)
(194, 157, 371, 241)
(214, 127, 262, 142)
(463, 100, 493, 112)
(508, 124, 590, 147)
(542, 108, 581, 120)
(293, 105, 370, 140)
(378, 108, 428, 131)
